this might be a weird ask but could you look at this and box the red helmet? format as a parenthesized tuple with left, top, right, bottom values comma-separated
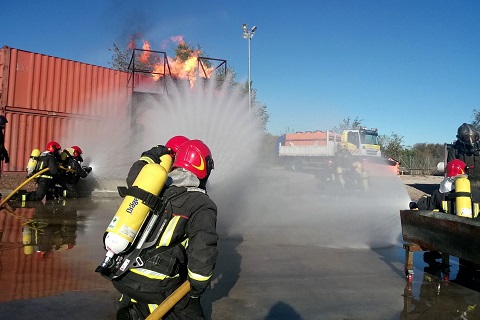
(70, 145, 83, 157)
(46, 141, 61, 153)
(165, 135, 189, 153)
(172, 140, 214, 179)
(446, 159, 466, 177)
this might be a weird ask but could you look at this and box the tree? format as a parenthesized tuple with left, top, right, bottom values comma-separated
(331, 116, 363, 133)
(108, 43, 131, 71)
(378, 132, 405, 160)
(472, 109, 480, 130)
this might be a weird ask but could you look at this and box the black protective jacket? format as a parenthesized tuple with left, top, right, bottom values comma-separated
(113, 177, 218, 304)
(0, 130, 9, 163)
(447, 141, 480, 187)
(36, 151, 60, 179)
(416, 185, 480, 212)
(62, 156, 88, 184)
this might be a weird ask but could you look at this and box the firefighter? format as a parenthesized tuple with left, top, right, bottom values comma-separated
(126, 135, 189, 187)
(334, 141, 363, 189)
(0, 115, 10, 167)
(58, 146, 92, 198)
(412, 159, 480, 212)
(446, 123, 480, 187)
(24, 141, 62, 201)
(114, 139, 217, 320)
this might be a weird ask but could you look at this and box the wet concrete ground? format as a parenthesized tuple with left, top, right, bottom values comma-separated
(1, 168, 480, 319)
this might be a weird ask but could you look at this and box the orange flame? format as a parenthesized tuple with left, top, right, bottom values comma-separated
(130, 37, 214, 88)
(139, 40, 151, 64)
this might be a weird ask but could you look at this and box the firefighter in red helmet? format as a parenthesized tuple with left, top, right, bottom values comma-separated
(126, 135, 189, 187)
(411, 159, 480, 211)
(114, 139, 217, 320)
(25, 141, 62, 201)
(58, 145, 92, 198)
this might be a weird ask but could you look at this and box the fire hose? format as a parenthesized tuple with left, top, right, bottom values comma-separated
(146, 281, 191, 320)
(0, 168, 49, 207)
(0, 166, 77, 207)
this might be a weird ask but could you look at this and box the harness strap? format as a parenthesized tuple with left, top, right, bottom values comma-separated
(133, 236, 187, 268)
(117, 186, 162, 213)
(454, 192, 471, 197)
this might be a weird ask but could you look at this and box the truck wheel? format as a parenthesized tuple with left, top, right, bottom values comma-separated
(289, 160, 302, 171)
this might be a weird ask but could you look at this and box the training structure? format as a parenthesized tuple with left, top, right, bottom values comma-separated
(400, 209, 480, 281)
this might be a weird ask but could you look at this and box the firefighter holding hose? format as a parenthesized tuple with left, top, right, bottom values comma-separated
(112, 139, 218, 320)
(58, 145, 92, 198)
(411, 159, 480, 215)
(24, 141, 62, 201)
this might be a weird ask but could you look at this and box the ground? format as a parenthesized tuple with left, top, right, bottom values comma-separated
(0, 171, 441, 201)
(0, 172, 37, 193)
(398, 174, 443, 202)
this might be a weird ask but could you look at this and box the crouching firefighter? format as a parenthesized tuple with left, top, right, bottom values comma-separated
(413, 159, 480, 217)
(96, 139, 218, 320)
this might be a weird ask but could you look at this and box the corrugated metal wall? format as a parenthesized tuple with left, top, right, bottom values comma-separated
(0, 46, 130, 172)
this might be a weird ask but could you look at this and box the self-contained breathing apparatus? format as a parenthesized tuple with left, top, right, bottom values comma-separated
(95, 183, 188, 280)
(95, 155, 189, 281)
(441, 175, 479, 218)
(26, 149, 41, 177)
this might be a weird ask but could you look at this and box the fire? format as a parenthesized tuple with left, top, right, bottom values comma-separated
(130, 36, 214, 88)
(139, 41, 151, 64)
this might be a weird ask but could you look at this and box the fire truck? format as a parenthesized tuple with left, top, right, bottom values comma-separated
(275, 127, 387, 174)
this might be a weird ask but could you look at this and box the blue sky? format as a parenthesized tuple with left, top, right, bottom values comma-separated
(1, 1, 479, 147)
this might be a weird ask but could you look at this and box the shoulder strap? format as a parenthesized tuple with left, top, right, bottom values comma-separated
(109, 186, 188, 279)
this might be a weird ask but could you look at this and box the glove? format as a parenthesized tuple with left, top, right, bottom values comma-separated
(409, 202, 418, 210)
(152, 145, 172, 157)
(82, 166, 92, 173)
(181, 295, 203, 316)
(189, 282, 208, 297)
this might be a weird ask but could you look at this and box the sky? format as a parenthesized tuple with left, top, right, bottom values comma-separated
(1, 0, 479, 147)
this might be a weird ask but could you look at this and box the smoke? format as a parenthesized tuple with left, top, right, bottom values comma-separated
(63, 76, 410, 249)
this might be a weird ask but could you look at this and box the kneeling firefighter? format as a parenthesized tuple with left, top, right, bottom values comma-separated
(97, 139, 218, 320)
(413, 159, 480, 217)
(24, 141, 62, 201)
(59, 146, 92, 198)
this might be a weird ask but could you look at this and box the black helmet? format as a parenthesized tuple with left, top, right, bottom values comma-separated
(457, 123, 479, 146)
(0, 115, 7, 126)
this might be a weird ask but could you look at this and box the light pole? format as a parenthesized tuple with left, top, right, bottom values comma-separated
(242, 24, 257, 108)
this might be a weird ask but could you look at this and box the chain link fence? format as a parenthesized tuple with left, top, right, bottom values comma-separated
(397, 156, 444, 176)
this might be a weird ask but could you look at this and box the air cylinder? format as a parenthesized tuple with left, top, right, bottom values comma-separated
(104, 155, 172, 255)
(455, 176, 472, 218)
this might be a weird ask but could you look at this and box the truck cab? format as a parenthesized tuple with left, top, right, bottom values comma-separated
(342, 127, 381, 157)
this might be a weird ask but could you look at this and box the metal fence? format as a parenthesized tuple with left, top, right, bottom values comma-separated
(397, 156, 443, 175)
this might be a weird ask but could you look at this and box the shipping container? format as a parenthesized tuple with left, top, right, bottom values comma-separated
(0, 46, 131, 172)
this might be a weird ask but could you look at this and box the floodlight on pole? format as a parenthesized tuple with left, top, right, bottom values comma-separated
(242, 24, 257, 108)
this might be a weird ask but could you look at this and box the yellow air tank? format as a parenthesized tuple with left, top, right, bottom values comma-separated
(26, 149, 41, 177)
(455, 176, 472, 218)
(104, 155, 172, 255)
(22, 225, 33, 255)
